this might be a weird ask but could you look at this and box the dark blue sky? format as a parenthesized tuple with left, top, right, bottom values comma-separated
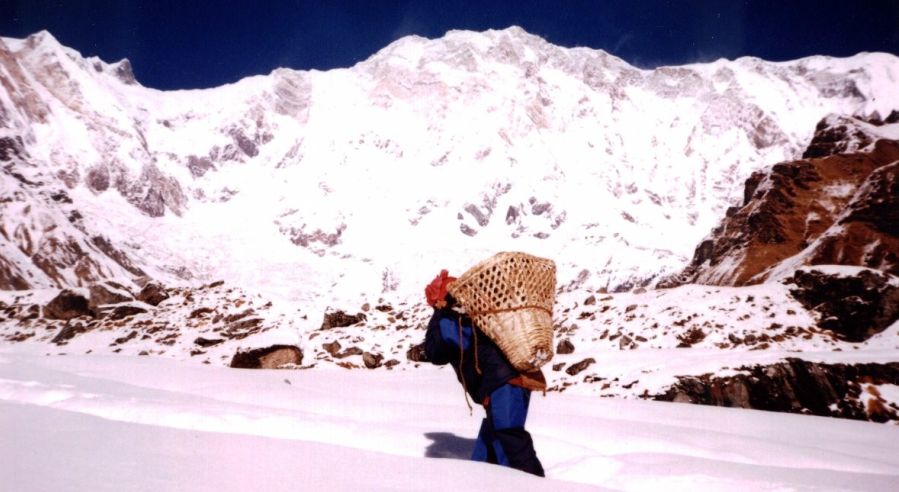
(1, 0, 897, 90)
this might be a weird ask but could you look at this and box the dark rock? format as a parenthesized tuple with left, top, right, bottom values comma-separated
(0, 135, 26, 161)
(556, 339, 575, 355)
(24, 304, 40, 320)
(44, 290, 93, 320)
(335, 347, 363, 359)
(384, 359, 401, 368)
(91, 236, 146, 277)
(88, 283, 133, 311)
(139, 188, 166, 217)
(50, 190, 72, 203)
(787, 268, 899, 342)
(552, 362, 566, 372)
(137, 283, 169, 306)
(322, 341, 341, 356)
(195, 337, 224, 347)
(321, 309, 366, 329)
(505, 205, 519, 224)
(189, 307, 215, 318)
(226, 317, 262, 332)
(677, 327, 706, 347)
(566, 358, 595, 376)
(692, 239, 715, 265)
(230, 345, 303, 369)
(406, 342, 428, 362)
(113, 330, 138, 345)
(655, 359, 899, 422)
(187, 155, 216, 178)
(230, 128, 259, 157)
(108, 305, 147, 320)
(840, 160, 899, 237)
(86, 166, 110, 192)
(803, 116, 872, 159)
(51, 322, 88, 344)
(584, 295, 596, 306)
(113, 59, 136, 84)
(225, 309, 255, 323)
(363, 352, 384, 369)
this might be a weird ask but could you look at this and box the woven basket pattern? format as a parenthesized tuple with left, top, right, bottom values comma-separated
(448, 252, 556, 371)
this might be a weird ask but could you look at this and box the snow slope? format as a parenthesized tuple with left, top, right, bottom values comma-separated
(2, 352, 898, 491)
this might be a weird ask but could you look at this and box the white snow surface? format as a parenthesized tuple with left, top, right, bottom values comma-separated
(2, 352, 899, 492)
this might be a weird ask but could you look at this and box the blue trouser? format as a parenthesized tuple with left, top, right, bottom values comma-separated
(471, 384, 545, 476)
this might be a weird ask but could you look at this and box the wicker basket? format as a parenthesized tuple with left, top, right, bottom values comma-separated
(447, 252, 556, 372)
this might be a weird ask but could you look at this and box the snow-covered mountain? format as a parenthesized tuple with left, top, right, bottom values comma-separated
(2, 27, 899, 302)
(2, 28, 899, 425)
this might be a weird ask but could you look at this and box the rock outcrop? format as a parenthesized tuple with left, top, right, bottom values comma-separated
(88, 282, 133, 311)
(787, 268, 899, 342)
(230, 345, 303, 369)
(44, 290, 93, 320)
(656, 359, 899, 422)
(137, 283, 169, 306)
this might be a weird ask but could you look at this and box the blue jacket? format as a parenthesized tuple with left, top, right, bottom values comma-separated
(424, 305, 518, 403)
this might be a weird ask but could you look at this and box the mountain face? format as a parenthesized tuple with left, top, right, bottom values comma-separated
(664, 114, 899, 287)
(2, 28, 899, 303)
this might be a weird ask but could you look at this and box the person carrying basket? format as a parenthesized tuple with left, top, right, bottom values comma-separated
(424, 252, 555, 477)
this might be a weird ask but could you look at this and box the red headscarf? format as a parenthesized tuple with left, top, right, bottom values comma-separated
(425, 269, 456, 308)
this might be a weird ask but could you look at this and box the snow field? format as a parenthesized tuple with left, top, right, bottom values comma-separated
(2, 352, 899, 491)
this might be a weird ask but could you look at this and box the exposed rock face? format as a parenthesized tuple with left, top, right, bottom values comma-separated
(661, 123, 899, 287)
(106, 304, 148, 320)
(321, 309, 367, 329)
(655, 359, 899, 422)
(137, 283, 169, 306)
(787, 268, 899, 342)
(803, 115, 875, 158)
(0, 256, 30, 290)
(51, 322, 89, 344)
(230, 345, 303, 369)
(44, 290, 93, 320)
(88, 283, 133, 311)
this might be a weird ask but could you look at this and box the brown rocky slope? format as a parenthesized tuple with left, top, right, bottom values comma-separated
(661, 114, 899, 287)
